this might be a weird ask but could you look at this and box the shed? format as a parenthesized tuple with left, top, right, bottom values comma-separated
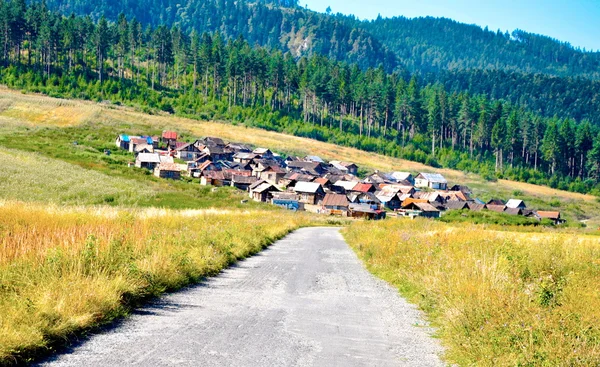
(537, 211, 565, 225)
(135, 153, 160, 170)
(250, 182, 281, 202)
(293, 181, 325, 205)
(154, 163, 181, 180)
(506, 199, 526, 209)
(116, 134, 130, 150)
(322, 193, 350, 214)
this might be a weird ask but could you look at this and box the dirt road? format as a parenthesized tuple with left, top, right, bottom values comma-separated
(39, 227, 443, 366)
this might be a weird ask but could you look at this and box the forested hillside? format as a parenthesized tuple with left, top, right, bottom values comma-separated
(1, 0, 600, 195)
(40, 0, 600, 124)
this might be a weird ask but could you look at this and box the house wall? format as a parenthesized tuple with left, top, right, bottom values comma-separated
(155, 170, 181, 180)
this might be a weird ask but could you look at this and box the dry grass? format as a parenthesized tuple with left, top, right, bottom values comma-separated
(0, 202, 313, 364)
(343, 220, 600, 366)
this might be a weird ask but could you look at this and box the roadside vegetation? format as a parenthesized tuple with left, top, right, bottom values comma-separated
(0, 202, 315, 364)
(343, 219, 600, 366)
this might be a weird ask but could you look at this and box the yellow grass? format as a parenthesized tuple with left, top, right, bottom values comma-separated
(343, 220, 600, 366)
(0, 202, 313, 364)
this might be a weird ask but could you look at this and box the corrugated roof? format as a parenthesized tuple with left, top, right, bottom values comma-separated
(119, 134, 130, 142)
(352, 183, 373, 193)
(537, 211, 561, 219)
(417, 173, 447, 183)
(137, 153, 160, 163)
(322, 193, 349, 207)
(293, 181, 322, 194)
(333, 180, 359, 191)
(162, 131, 178, 140)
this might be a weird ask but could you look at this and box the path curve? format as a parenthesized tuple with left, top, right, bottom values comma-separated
(39, 227, 443, 367)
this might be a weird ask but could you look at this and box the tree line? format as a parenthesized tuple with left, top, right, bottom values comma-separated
(1, 0, 600, 195)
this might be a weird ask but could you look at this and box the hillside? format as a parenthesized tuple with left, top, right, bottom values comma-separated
(2, 89, 599, 226)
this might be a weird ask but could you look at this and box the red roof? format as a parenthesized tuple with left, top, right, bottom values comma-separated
(162, 131, 178, 140)
(352, 183, 373, 193)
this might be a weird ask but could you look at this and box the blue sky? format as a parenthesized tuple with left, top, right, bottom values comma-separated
(300, 0, 600, 51)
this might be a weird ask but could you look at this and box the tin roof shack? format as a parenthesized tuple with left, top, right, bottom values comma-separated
(233, 152, 258, 165)
(313, 177, 332, 190)
(129, 137, 153, 153)
(322, 193, 350, 215)
(203, 146, 233, 162)
(231, 174, 258, 191)
(154, 163, 181, 180)
(504, 207, 523, 216)
(375, 189, 403, 210)
(293, 181, 325, 205)
(272, 192, 303, 211)
(116, 134, 130, 150)
(468, 203, 487, 211)
(352, 183, 376, 194)
(249, 181, 281, 202)
(506, 199, 527, 209)
(134, 143, 154, 155)
(348, 203, 386, 220)
(486, 204, 506, 213)
(256, 165, 287, 184)
(444, 201, 469, 211)
(414, 173, 448, 190)
(536, 211, 565, 225)
(135, 153, 161, 170)
(401, 202, 441, 219)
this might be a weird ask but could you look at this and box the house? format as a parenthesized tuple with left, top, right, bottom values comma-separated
(116, 134, 130, 150)
(154, 163, 181, 180)
(256, 165, 287, 183)
(401, 198, 429, 208)
(468, 203, 487, 211)
(390, 172, 414, 185)
(249, 181, 281, 202)
(233, 152, 258, 165)
(352, 183, 376, 194)
(401, 202, 441, 218)
(161, 131, 178, 146)
(135, 153, 161, 170)
(364, 171, 395, 186)
(414, 173, 448, 190)
(231, 175, 258, 191)
(304, 155, 324, 163)
(293, 181, 325, 205)
(445, 201, 469, 211)
(487, 199, 505, 206)
(271, 192, 302, 211)
(175, 143, 203, 161)
(227, 143, 252, 153)
(313, 177, 332, 190)
(415, 191, 445, 205)
(134, 143, 154, 155)
(201, 171, 225, 186)
(506, 199, 526, 209)
(203, 146, 233, 161)
(200, 137, 226, 147)
(486, 204, 506, 213)
(129, 137, 153, 153)
(450, 185, 472, 194)
(331, 161, 358, 175)
(376, 190, 403, 210)
(253, 148, 273, 158)
(332, 180, 359, 194)
(348, 192, 381, 208)
(322, 193, 350, 214)
(348, 203, 386, 220)
(536, 211, 565, 225)
(286, 161, 325, 176)
(504, 207, 523, 216)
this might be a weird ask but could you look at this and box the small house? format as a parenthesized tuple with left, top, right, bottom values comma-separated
(201, 171, 225, 186)
(402, 202, 441, 218)
(414, 173, 448, 190)
(376, 191, 403, 210)
(322, 193, 350, 214)
(135, 153, 161, 170)
(116, 134, 130, 150)
(293, 181, 325, 205)
(154, 163, 181, 180)
(253, 148, 273, 158)
(390, 172, 414, 185)
(175, 143, 203, 161)
(231, 175, 258, 191)
(535, 211, 565, 225)
(505, 199, 526, 209)
(504, 207, 523, 216)
(487, 199, 505, 206)
(249, 181, 281, 202)
(161, 131, 178, 146)
(445, 201, 469, 211)
(348, 203, 386, 220)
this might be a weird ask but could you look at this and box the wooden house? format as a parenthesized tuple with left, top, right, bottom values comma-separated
(505, 199, 527, 209)
(401, 202, 441, 218)
(322, 193, 350, 214)
(154, 163, 181, 180)
(161, 131, 178, 146)
(348, 203, 386, 220)
(249, 181, 281, 202)
(231, 175, 258, 191)
(175, 143, 203, 161)
(201, 171, 225, 186)
(535, 211, 565, 225)
(293, 181, 325, 205)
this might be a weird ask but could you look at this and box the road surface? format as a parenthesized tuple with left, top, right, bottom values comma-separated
(39, 227, 443, 367)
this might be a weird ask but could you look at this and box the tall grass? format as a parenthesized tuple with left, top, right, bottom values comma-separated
(343, 220, 600, 366)
(0, 203, 310, 364)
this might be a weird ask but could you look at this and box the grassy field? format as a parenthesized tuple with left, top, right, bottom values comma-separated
(343, 220, 600, 366)
(1, 88, 598, 225)
(0, 202, 318, 364)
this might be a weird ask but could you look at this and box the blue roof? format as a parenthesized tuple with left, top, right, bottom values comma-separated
(144, 136, 153, 144)
(119, 134, 130, 142)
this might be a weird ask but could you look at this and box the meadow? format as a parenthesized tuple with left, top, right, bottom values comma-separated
(343, 219, 600, 366)
(0, 202, 315, 364)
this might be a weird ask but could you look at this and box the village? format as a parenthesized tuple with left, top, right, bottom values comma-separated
(115, 131, 565, 224)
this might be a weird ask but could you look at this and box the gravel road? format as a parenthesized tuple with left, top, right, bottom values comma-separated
(39, 227, 444, 367)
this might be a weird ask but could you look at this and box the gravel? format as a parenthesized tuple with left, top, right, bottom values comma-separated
(38, 227, 444, 367)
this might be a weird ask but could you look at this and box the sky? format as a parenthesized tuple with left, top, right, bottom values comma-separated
(300, 0, 600, 51)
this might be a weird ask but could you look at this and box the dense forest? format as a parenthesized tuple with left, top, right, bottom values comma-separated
(40, 0, 600, 125)
(1, 0, 600, 195)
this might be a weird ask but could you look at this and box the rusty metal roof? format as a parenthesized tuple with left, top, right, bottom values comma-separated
(322, 193, 349, 207)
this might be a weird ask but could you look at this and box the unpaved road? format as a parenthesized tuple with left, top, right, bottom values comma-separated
(39, 227, 443, 366)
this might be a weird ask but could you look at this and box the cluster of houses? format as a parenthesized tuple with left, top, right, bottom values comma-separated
(115, 131, 565, 224)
